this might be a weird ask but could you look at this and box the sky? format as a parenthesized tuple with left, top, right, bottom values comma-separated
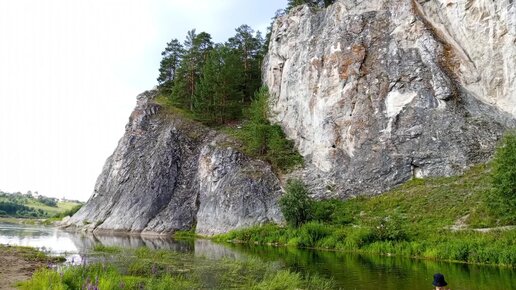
(0, 0, 287, 201)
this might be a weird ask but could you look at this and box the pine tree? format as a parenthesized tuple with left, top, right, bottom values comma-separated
(157, 39, 184, 93)
(194, 45, 244, 124)
(227, 25, 264, 103)
(286, 0, 335, 11)
(172, 30, 213, 110)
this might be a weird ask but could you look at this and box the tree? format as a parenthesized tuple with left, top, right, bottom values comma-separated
(279, 179, 313, 227)
(172, 30, 213, 110)
(157, 39, 184, 91)
(490, 132, 516, 222)
(194, 45, 244, 124)
(286, 0, 335, 11)
(227, 25, 264, 103)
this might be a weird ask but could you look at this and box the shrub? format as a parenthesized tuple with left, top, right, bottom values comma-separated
(232, 87, 303, 173)
(310, 199, 339, 223)
(298, 221, 331, 247)
(279, 180, 313, 227)
(368, 215, 408, 242)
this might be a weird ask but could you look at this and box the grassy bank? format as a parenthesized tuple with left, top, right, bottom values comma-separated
(215, 164, 516, 267)
(0, 245, 65, 289)
(20, 246, 334, 290)
(0, 191, 82, 220)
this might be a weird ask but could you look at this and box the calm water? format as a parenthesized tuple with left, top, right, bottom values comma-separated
(1, 222, 514, 290)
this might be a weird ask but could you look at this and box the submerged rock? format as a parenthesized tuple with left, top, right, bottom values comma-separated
(263, 0, 515, 197)
(65, 91, 282, 235)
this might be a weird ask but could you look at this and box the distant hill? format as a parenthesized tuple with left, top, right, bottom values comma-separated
(0, 191, 82, 219)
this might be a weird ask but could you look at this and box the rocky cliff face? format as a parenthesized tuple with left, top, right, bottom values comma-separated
(263, 0, 516, 197)
(70, 0, 515, 235)
(66, 91, 282, 235)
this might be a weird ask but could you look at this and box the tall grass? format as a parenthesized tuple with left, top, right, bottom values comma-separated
(20, 246, 335, 290)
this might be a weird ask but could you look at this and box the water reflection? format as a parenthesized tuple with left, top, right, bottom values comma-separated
(0, 223, 194, 255)
(225, 244, 516, 290)
(1, 223, 514, 290)
(0, 223, 79, 253)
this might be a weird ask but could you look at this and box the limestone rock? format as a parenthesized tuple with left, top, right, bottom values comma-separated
(65, 91, 282, 235)
(263, 0, 515, 197)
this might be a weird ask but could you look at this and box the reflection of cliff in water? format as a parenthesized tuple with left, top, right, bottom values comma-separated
(194, 239, 242, 260)
(66, 231, 195, 253)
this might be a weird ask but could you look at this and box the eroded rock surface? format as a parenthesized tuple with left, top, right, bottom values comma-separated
(263, 0, 515, 197)
(66, 91, 282, 235)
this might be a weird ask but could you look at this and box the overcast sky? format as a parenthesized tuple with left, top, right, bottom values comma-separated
(0, 0, 287, 201)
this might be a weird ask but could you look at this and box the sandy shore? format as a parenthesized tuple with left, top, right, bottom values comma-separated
(0, 245, 63, 290)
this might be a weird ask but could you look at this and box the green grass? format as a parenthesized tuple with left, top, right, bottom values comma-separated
(20, 246, 335, 290)
(93, 244, 122, 254)
(215, 164, 516, 267)
(0, 245, 65, 263)
(0, 193, 82, 219)
(24, 200, 81, 216)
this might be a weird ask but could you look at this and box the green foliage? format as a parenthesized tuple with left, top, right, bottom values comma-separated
(53, 204, 82, 219)
(93, 244, 122, 253)
(193, 44, 244, 124)
(19, 269, 65, 290)
(489, 132, 516, 223)
(279, 180, 313, 227)
(286, 0, 336, 11)
(0, 191, 81, 219)
(298, 221, 331, 247)
(215, 165, 516, 266)
(158, 24, 265, 123)
(230, 87, 303, 172)
(21, 246, 335, 289)
(157, 38, 184, 90)
(36, 196, 58, 207)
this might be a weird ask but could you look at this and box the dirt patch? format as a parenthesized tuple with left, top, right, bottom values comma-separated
(0, 245, 63, 290)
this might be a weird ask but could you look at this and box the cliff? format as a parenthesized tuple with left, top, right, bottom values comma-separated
(263, 0, 515, 197)
(69, 0, 515, 234)
(66, 91, 282, 235)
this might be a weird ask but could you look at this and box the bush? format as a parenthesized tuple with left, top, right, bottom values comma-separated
(279, 180, 313, 227)
(489, 132, 516, 223)
(37, 196, 58, 207)
(298, 221, 331, 247)
(310, 200, 338, 223)
(368, 215, 408, 242)
(232, 87, 303, 173)
(54, 204, 82, 219)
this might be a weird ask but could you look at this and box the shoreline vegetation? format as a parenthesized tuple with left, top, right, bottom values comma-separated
(214, 160, 515, 268)
(18, 245, 335, 290)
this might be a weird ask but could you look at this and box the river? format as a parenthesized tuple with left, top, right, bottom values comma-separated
(0, 222, 514, 289)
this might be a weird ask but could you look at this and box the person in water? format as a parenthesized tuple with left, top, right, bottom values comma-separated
(433, 273, 450, 290)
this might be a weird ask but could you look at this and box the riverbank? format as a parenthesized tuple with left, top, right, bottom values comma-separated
(19, 245, 335, 290)
(215, 164, 516, 267)
(0, 245, 65, 290)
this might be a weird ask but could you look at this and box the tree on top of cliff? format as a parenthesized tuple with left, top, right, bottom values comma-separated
(286, 0, 335, 11)
(157, 38, 184, 91)
(170, 30, 213, 110)
(194, 44, 244, 124)
(156, 24, 267, 125)
(227, 25, 265, 103)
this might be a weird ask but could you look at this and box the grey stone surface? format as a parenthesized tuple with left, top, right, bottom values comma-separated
(69, 0, 516, 234)
(65, 91, 282, 235)
(263, 0, 515, 198)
